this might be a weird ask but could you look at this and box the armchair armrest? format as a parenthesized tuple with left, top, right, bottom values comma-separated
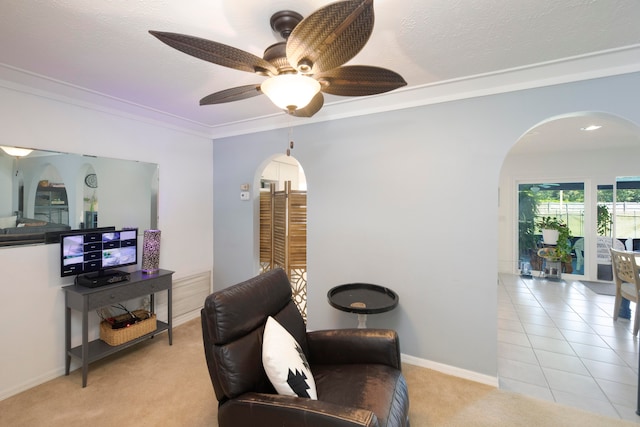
(219, 393, 379, 427)
(306, 329, 401, 369)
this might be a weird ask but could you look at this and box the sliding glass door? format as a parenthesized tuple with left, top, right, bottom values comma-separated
(593, 177, 640, 280)
(615, 177, 640, 250)
(518, 179, 640, 281)
(596, 185, 616, 280)
(518, 182, 585, 276)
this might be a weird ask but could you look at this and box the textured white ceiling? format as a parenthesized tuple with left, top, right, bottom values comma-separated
(0, 0, 639, 141)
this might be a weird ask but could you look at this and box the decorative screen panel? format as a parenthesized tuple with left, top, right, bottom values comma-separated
(259, 182, 307, 321)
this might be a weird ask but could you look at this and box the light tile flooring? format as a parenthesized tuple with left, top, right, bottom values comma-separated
(498, 273, 640, 422)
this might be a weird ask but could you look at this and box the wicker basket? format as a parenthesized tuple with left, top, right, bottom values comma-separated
(100, 310, 157, 346)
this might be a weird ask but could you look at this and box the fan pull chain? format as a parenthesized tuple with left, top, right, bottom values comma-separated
(286, 121, 294, 156)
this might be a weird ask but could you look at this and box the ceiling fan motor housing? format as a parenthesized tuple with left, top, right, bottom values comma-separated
(270, 10, 303, 39)
(263, 42, 294, 73)
(269, 10, 313, 73)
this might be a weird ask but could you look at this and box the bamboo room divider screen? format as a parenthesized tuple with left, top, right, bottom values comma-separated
(260, 182, 307, 321)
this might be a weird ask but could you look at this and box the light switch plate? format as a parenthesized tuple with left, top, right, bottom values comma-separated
(240, 191, 250, 200)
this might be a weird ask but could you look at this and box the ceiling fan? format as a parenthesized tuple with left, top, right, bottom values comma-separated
(530, 183, 560, 192)
(149, 0, 406, 117)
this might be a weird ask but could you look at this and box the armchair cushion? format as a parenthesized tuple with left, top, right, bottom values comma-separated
(314, 364, 409, 427)
(262, 316, 317, 399)
(219, 393, 379, 427)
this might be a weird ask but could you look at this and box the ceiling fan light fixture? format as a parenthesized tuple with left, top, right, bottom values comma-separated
(1, 146, 33, 157)
(261, 74, 321, 112)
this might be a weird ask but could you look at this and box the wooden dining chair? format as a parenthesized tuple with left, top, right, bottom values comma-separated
(610, 248, 640, 336)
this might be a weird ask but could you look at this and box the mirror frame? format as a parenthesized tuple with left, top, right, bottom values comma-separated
(0, 147, 158, 247)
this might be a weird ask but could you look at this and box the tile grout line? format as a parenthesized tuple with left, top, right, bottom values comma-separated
(498, 274, 640, 420)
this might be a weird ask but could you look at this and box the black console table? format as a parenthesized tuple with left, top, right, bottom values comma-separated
(63, 269, 174, 387)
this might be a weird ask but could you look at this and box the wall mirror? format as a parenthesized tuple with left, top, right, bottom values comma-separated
(0, 146, 158, 247)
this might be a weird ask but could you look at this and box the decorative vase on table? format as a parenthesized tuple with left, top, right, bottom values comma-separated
(141, 229, 161, 274)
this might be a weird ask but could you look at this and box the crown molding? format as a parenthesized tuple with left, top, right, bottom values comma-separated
(0, 64, 213, 139)
(208, 44, 640, 139)
(1, 44, 639, 141)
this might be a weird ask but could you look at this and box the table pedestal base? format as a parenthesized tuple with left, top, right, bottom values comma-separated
(543, 260, 562, 280)
(357, 314, 367, 328)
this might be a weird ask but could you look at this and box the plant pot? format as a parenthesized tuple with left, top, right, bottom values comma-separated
(563, 261, 573, 274)
(529, 249, 543, 271)
(542, 229, 559, 245)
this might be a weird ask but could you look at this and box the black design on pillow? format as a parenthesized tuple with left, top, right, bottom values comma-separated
(287, 369, 311, 398)
(295, 343, 310, 371)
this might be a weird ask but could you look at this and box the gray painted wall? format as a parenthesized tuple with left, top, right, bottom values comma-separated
(213, 72, 640, 378)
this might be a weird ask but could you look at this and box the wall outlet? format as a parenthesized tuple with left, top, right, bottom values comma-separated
(240, 191, 250, 201)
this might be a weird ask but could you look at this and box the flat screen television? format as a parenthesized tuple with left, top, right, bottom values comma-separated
(60, 228, 138, 278)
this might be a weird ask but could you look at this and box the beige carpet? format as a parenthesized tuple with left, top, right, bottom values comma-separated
(0, 318, 635, 426)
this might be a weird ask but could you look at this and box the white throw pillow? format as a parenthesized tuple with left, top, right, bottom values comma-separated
(0, 215, 17, 229)
(262, 316, 317, 399)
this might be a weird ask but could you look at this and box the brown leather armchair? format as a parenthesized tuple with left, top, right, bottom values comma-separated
(201, 268, 410, 427)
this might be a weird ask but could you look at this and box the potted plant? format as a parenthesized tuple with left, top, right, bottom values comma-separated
(518, 188, 539, 272)
(555, 224, 573, 267)
(536, 217, 573, 274)
(536, 216, 563, 244)
(597, 204, 612, 236)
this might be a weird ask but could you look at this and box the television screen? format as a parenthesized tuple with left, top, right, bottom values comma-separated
(60, 228, 138, 277)
(45, 225, 115, 244)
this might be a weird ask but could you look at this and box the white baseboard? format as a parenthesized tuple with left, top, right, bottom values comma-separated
(401, 353, 499, 387)
(0, 367, 66, 401)
(1, 317, 497, 402)
(172, 309, 201, 327)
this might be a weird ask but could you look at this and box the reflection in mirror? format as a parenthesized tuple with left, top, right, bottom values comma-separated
(34, 164, 69, 225)
(0, 146, 158, 247)
(83, 166, 98, 228)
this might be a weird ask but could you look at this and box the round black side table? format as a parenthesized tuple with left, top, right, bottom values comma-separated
(327, 283, 399, 328)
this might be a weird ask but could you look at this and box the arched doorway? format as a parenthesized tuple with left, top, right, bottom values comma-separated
(259, 154, 308, 320)
(497, 112, 640, 415)
(501, 112, 640, 281)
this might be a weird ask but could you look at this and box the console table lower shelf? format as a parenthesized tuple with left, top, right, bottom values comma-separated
(63, 269, 174, 387)
(67, 320, 170, 364)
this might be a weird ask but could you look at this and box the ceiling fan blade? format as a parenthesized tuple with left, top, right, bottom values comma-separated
(316, 66, 407, 96)
(149, 31, 278, 76)
(291, 92, 324, 117)
(287, 0, 374, 74)
(200, 84, 263, 105)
